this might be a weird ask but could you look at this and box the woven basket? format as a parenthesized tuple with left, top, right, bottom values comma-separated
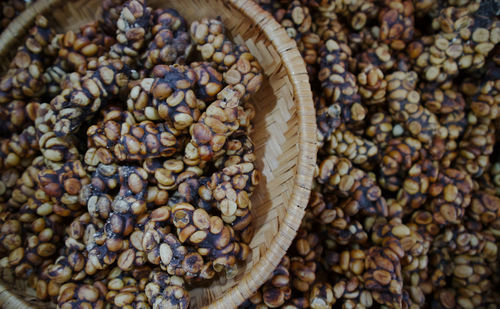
(0, 0, 316, 307)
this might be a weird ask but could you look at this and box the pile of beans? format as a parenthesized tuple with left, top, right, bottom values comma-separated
(0, 0, 264, 308)
(241, 0, 500, 308)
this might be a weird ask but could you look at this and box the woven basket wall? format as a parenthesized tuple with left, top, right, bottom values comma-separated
(0, 0, 317, 307)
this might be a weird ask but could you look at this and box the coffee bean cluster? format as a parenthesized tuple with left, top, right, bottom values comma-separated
(0, 0, 264, 308)
(242, 0, 500, 308)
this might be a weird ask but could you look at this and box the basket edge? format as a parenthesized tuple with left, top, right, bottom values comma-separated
(0, 0, 62, 59)
(206, 0, 316, 308)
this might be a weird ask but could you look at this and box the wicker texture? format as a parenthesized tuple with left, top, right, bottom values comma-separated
(0, 0, 316, 307)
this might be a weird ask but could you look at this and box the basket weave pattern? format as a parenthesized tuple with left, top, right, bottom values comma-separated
(0, 0, 316, 307)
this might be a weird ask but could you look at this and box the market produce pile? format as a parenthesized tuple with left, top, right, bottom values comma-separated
(0, 0, 264, 307)
(241, 0, 500, 308)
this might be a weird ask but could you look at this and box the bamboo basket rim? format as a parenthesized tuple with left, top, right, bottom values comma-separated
(0, 0, 317, 307)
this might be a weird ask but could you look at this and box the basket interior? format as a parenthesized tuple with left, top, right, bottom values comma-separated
(0, 0, 307, 307)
